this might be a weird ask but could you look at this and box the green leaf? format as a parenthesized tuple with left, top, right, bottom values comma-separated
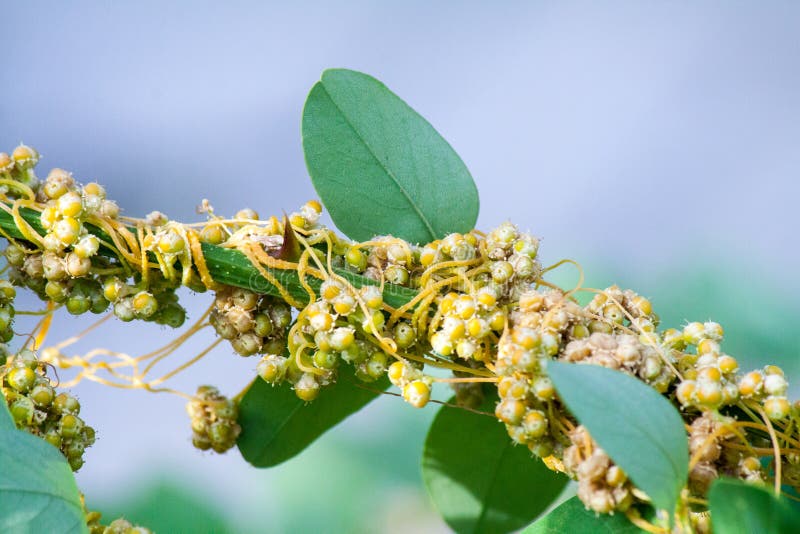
(422, 396, 568, 534)
(547, 361, 688, 515)
(302, 68, 479, 244)
(709, 478, 799, 534)
(237, 365, 388, 467)
(0, 391, 88, 534)
(523, 496, 652, 533)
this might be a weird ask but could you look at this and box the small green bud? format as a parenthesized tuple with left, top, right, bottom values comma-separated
(269, 303, 292, 330)
(44, 430, 63, 449)
(0, 307, 12, 331)
(10, 397, 35, 425)
(6, 366, 36, 393)
(257, 354, 288, 384)
(345, 247, 367, 271)
(59, 414, 84, 439)
(253, 313, 273, 337)
(53, 393, 80, 415)
(393, 322, 416, 349)
(45, 280, 70, 303)
(132, 291, 158, 318)
(0, 280, 16, 302)
(262, 338, 285, 356)
(384, 265, 409, 286)
(155, 303, 186, 328)
(65, 440, 85, 460)
(66, 294, 91, 315)
(232, 332, 261, 356)
(90, 292, 110, 314)
(313, 350, 338, 370)
(365, 352, 388, 380)
(15, 349, 38, 369)
(5, 243, 26, 266)
(113, 299, 135, 322)
(30, 383, 55, 407)
(68, 456, 84, 471)
(294, 373, 320, 401)
(0, 327, 12, 343)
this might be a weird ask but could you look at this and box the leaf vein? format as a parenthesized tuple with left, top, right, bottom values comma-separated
(318, 82, 437, 242)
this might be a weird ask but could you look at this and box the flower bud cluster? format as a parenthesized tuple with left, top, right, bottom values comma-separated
(672, 322, 740, 411)
(563, 426, 634, 514)
(252, 219, 543, 408)
(4, 161, 117, 315)
(429, 289, 506, 363)
(673, 321, 791, 421)
(200, 204, 286, 248)
(210, 286, 292, 357)
(359, 236, 416, 285)
(562, 332, 673, 392)
(257, 281, 390, 401)
(585, 285, 659, 335)
(685, 412, 756, 494)
(1, 348, 96, 471)
(492, 289, 583, 455)
(186, 385, 240, 453)
(482, 223, 541, 296)
(101, 271, 187, 327)
(2, 146, 187, 326)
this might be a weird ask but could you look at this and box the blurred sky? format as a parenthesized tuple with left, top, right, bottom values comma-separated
(2, 2, 800, 532)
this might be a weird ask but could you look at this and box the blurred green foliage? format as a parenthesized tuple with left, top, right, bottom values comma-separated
(95, 397, 441, 533)
(98, 483, 231, 534)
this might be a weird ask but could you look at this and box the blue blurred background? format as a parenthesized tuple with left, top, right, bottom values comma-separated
(2, 2, 799, 532)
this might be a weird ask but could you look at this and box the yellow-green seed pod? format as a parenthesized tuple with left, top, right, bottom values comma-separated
(53, 217, 81, 246)
(73, 235, 100, 259)
(763, 396, 790, 420)
(57, 191, 83, 218)
(11, 144, 39, 166)
(132, 291, 158, 318)
(294, 373, 320, 401)
(522, 410, 548, 439)
(200, 224, 227, 245)
(675, 380, 697, 406)
(43, 169, 74, 197)
(402, 380, 431, 408)
(6, 366, 36, 393)
(100, 200, 120, 219)
(82, 182, 106, 198)
(65, 253, 91, 277)
(393, 322, 416, 349)
(157, 229, 185, 254)
(329, 327, 355, 351)
(40, 206, 60, 229)
(345, 247, 368, 271)
(257, 354, 288, 383)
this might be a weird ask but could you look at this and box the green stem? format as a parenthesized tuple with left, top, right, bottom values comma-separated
(0, 204, 418, 309)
